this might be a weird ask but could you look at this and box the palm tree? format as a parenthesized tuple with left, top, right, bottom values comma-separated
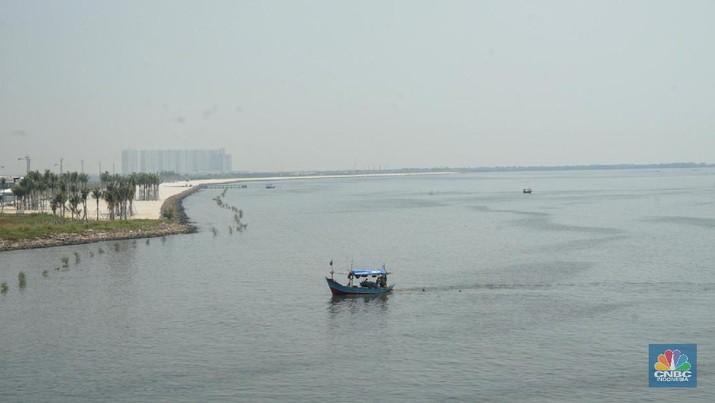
(24, 171, 41, 210)
(100, 171, 110, 188)
(36, 180, 48, 211)
(50, 197, 60, 215)
(125, 177, 137, 218)
(78, 172, 89, 189)
(91, 187, 103, 221)
(69, 184, 79, 217)
(68, 194, 81, 219)
(0, 176, 5, 213)
(104, 184, 117, 220)
(80, 188, 90, 221)
(10, 182, 27, 211)
(54, 191, 67, 217)
(45, 170, 58, 210)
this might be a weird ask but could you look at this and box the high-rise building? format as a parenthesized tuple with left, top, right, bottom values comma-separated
(121, 148, 232, 175)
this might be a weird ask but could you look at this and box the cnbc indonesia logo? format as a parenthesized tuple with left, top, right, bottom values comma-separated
(649, 344, 697, 387)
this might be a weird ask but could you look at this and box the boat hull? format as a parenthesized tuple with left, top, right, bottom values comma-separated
(326, 277, 394, 295)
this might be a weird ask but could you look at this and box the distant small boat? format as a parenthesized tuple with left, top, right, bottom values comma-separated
(326, 264, 394, 296)
(523, 188, 532, 194)
(265, 184, 275, 189)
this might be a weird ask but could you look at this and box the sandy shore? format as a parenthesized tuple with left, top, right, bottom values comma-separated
(131, 178, 239, 219)
(2, 172, 454, 220)
(0, 178, 239, 220)
(0, 178, 239, 252)
(136, 173, 453, 219)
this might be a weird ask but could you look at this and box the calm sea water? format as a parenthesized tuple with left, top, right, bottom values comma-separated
(2, 169, 715, 402)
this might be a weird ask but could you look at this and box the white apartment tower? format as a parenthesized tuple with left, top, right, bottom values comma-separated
(121, 148, 232, 175)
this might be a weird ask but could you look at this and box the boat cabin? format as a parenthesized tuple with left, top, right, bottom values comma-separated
(347, 268, 388, 289)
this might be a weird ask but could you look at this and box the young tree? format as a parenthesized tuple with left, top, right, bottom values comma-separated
(10, 182, 27, 211)
(91, 187, 103, 221)
(68, 194, 81, 219)
(54, 192, 68, 217)
(104, 184, 117, 221)
(0, 177, 5, 213)
(81, 188, 90, 221)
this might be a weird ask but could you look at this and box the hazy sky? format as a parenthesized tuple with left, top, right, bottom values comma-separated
(1, 0, 714, 174)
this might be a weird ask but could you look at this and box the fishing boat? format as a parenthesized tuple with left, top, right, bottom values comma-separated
(326, 263, 394, 295)
(523, 188, 532, 194)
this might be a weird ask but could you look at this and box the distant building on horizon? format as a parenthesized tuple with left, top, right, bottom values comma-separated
(121, 148, 232, 175)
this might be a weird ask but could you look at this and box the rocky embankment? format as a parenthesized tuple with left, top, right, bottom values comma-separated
(159, 185, 203, 225)
(0, 186, 203, 252)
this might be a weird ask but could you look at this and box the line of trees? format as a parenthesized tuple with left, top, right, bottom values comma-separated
(0, 176, 7, 213)
(8, 170, 162, 221)
(129, 172, 161, 201)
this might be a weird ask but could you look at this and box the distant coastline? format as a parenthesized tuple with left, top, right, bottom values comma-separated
(453, 162, 714, 173)
(2, 162, 712, 252)
(187, 162, 714, 181)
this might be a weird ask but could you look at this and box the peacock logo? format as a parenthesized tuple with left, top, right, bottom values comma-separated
(654, 349, 691, 371)
(649, 344, 697, 387)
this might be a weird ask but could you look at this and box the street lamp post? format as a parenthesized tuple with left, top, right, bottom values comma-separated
(18, 155, 30, 173)
(54, 158, 64, 175)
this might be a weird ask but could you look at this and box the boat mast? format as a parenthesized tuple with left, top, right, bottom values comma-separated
(349, 259, 354, 287)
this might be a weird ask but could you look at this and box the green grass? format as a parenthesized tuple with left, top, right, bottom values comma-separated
(0, 213, 163, 241)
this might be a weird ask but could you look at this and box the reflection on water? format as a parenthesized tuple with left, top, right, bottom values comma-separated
(328, 294, 389, 315)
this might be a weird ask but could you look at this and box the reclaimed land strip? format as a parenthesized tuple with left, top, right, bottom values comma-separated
(0, 187, 203, 252)
(160, 185, 203, 228)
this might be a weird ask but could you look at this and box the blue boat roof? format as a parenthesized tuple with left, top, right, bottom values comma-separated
(350, 268, 387, 276)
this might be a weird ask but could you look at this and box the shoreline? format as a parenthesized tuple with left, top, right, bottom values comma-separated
(0, 221, 192, 252)
(0, 187, 200, 252)
(0, 180, 218, 252)
(0, 172, 455, 252)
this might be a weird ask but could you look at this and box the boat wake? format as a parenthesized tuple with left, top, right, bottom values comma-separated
(397, 283, 553, 293)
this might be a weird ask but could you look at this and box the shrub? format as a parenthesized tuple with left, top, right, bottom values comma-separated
(161, 208, 175, 220)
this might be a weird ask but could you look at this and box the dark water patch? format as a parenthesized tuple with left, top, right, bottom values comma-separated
(558, 300, 634, 321)
(532, 234, 629, 253)
(642, 216, 715, 228)
(485, 261, 593, 285)
(356, 197, 445, 211)
(539, 188, 704, 208)
(588, 280, 715, 290)
(693, 200, 715, 207)
(472, 205, 621, 235)
(471, 205, 549, 217)
(513, 215, 623, 235)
